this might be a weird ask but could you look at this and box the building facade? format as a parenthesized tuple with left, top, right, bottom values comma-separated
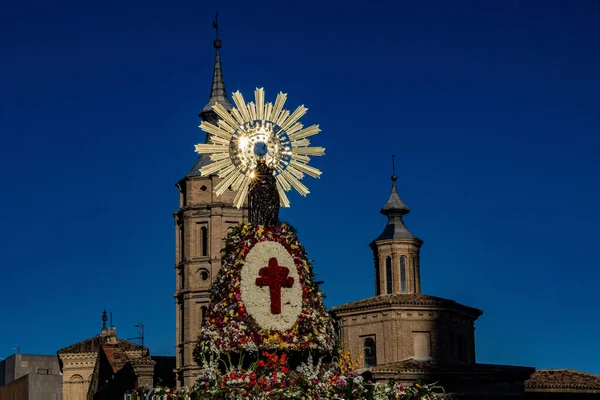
(0, 354, 62, 400)
(57, 312, 155, 399)
(331, 174, 537, 397)
(173, 36, 247, 387)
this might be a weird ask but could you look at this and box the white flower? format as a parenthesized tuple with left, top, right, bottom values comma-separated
(240, 241, 303, 332)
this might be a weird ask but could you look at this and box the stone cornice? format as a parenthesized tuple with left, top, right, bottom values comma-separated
(330, 293, 482, 320)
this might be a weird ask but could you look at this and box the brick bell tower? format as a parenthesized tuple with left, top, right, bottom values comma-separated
(370, 158, 423, 296)
(173, 20, 248, 387)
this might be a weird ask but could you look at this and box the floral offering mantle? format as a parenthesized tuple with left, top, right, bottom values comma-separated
(195, 223, 336, 355)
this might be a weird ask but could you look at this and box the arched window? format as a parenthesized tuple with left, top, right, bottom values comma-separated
(385, 257, 392, 294)
(363, 338, 377, 367)
(71, 374, 84, 399)
(400, 256, 407, 293)
(201, 226, 208, 256)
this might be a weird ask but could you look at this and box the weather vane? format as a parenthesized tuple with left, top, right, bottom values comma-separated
(194, 88, 325, 212)
(212, 11, 220, 40)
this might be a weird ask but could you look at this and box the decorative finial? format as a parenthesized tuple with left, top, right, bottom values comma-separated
(391, 153, 397, 182)
(102, 310, 108, 330)
(212, 11, 222, 49)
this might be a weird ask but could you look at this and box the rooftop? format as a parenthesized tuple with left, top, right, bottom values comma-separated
(330, 293, 482, 318)
(525, 369, 600, 391)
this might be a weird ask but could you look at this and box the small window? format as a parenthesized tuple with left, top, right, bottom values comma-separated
(400, 256, 407, 293)
(375, 262, 381, 294)
(363, 338, 377, 367)
(458, 336, 468, 363)
(201, 306, 208, 324)
(413, 331, 431, 359)
(200, 270, 209, 281)
(385, 257, 392, 294)
(201, 226, 208, 256)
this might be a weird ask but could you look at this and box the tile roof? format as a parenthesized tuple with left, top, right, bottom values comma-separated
(102, 344, 130, 373)
(371, 359, 534, 375)
(330, 293, 482, 318)
(525, 369, 600, 391)
(57, 335, 143, 355)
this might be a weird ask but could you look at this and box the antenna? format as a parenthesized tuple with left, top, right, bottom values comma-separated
(110, 312, 113, 328)
(13, 347, 20, 354)
(128, 323, 146, 357)
(391, 153, 397, 182)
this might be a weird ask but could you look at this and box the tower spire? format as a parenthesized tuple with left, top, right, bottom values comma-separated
(187, 13, 234, 178)
(199, 11, 233, 120)
(375, 154, 415, 240)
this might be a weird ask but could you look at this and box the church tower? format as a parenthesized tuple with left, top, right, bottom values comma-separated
(370, 170, 423, 295)
(332, 160, 482, 370)
(173, 26, 247, 387)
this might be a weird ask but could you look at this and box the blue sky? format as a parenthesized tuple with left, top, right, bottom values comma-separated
(1, 0, 599, 374)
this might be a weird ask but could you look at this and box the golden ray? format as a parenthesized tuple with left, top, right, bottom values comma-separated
(292, 147, 325, 156)
(289, 125, 321, 141)
(270, 92, 287, 124)
(199, 122, 232, 141)
(194, 144, 228, 153)
(209, 153, 231, 162)
(248, 102, 257, 121)
(290, 160, 322, 179)
(286, 165, 305, 180)
(280, 105, 307, 131)
(276, 174, 292, 192)
(280, 170, 310, 196)
(218, 120, 236, 134)
(213, 104, 240, 129)
(276, 181, 291, 207)
(291, 154, 311, 163)
(215, 170, 242, 196)
(291, 139, 311, 148)
(200, 158, 231, 176)
(255, 88, 265, 120)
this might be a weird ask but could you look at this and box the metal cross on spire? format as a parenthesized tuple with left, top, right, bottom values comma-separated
(212, 11, 221, 42)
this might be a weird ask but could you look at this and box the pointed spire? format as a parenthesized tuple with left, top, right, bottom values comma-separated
(199, 11, 232, 120)
(375, 154, 416, 240)
(381, 155, 410, 216)
(187, 12, 233, 178)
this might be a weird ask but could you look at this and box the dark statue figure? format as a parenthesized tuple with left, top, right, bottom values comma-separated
(248, 161, 280, 226)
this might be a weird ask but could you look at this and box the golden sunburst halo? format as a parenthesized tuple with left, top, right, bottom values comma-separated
(194, 88, 325, 209)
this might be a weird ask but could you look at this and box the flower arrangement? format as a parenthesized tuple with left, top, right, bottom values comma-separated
(196, 223, 336, 355)
(129, 350, 444, 399)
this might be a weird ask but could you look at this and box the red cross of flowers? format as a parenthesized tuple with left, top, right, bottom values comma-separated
(255, 257, 294, 314)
